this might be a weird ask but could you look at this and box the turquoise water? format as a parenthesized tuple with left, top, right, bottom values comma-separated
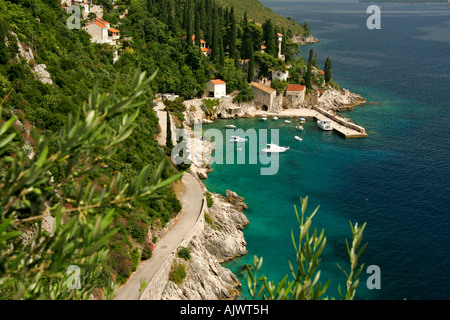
(204, 2, 450, 300)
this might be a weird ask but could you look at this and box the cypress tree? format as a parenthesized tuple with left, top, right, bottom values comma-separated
(305, 61, 312, 90)
(185, 0, 193, 46)
(247, 37, 255, 83)
(324, 57, 332, 83)
(219, 37, 225, 66)
(229, 7, 237, 60)
(194, 3, 201, 47)
(263, 19, 277, 57)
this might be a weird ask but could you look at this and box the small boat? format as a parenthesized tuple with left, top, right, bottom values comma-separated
(296, 125, 304, 131)
(300, 118, 306, 124)
(262, 115, 267, 121)
(317, 119, 333, 131)
(225, 124, 236, 128)
(295, 136, 303, 141)
(228, 136, 247, 143)
(284, 120, 291, 123)
(237, 148, 242, 151)
(261, 143, 290, 153)
(273, 116, 278, 120)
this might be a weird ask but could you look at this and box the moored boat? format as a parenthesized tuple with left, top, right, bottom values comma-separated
(261, 143, 290, 153)
(317, 119, 333, 131)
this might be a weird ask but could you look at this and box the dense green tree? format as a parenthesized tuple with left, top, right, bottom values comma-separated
(324, 57, 332, 83)
(262, 19, 277, 57)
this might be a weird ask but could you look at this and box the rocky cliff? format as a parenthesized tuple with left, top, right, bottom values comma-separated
(160, 191, 249, 300)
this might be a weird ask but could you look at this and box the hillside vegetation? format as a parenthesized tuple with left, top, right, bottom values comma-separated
(214, 0, 307, 35)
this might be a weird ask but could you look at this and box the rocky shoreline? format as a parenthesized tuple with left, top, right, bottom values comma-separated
(156, 84, 366, 300)
(160, 191, 249, 299)
(292, 34, 320, 46)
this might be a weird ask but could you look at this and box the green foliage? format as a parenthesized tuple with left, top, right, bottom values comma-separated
(177, 246, 191, 261)
(0, 70, 183, 299)
(324, 57, 332, 84)
(169, 262, 187, 284)
(246, 196, 367, 300)
(130, 248, 141, 272)
(270, 78, 287, 94)
(205, 191, 214, 208)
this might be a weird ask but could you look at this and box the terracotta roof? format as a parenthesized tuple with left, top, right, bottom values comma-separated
(261, 45, 267, 50)
(210, 79, 226, 85)
(319, 70, 325, 75)
(93, 21, 108, 28)
(277, 33, 283, 37)
(251, 82, 276, 94)
(201, 47, 209, 52)
(108, 28, 120, 33)
(286, 84, 306, 92)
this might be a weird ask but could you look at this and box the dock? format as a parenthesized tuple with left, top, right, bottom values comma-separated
(254, 107, 368, 139)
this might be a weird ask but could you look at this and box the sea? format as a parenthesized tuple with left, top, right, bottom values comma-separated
(203, 1, 450, 300)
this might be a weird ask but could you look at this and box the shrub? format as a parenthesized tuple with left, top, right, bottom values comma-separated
(130, 248, 141, 272)
(177, 246, 191, 261)
(205, 191, 214, 208)
(169, 262, 186, 284)
(141, 240, 155, 260)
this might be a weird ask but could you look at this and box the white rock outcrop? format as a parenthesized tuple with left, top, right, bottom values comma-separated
(160, 192, 249, 300)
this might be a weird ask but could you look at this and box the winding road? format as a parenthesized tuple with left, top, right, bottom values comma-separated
(114, 101, 203, 300)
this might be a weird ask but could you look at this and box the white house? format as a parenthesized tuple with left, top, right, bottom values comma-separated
(206, 79, 227, 98)
(83, 18, 120, 45)
(272, 69, 289, 82)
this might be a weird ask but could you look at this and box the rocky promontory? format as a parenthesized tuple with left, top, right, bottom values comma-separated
(160, 191, 249, 299)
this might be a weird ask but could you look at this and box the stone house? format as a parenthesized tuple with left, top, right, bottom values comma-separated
(251, 82, 277, 112)
(285, 84, 306, 108)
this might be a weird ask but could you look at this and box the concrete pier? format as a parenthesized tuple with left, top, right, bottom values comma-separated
(253, 107, 368, 139)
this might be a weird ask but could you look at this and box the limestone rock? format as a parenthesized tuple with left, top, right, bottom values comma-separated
(160, 191, 249, 300)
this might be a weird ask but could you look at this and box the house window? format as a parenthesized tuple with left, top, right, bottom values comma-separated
(277, 72, 281, 77)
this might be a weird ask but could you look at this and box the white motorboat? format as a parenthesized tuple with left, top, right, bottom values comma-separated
(261, 143, 290, 153)
(284, 120, 291, 123)
(225, 124, 236, 128)
(296, 125, 304, 131)
(317, 119, 333, 131)
(300, 118, 306, 124)
(228, 136, 247, 143)
(273, 116, 278, 120)
(295, 136, 303, 141)
(262, 115, 267, 121)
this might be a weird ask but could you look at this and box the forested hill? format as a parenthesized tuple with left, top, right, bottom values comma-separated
(214, 0, 306, 34)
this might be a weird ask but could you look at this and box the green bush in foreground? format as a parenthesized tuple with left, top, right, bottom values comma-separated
(246, 196, 367, 300)
(0, 69, 183, 300)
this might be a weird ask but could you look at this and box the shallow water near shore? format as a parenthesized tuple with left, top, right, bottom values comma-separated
(204, 1, 450, 300)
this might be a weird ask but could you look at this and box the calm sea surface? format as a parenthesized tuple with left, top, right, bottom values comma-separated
(203, 1, 450, 300)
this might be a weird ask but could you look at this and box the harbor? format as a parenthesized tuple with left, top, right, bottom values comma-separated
(253, 107, 368, 139)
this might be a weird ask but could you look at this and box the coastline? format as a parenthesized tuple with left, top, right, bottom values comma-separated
(150, 85, 368, 299)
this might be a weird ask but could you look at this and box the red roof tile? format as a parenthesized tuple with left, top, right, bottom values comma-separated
(251, 82, 276, 94)
(210, 79, 226, 85)
(286, 84, 306, 92)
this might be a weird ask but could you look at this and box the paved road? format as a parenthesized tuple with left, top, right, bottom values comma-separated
(154, 101, 167, 146)
(114, 172, 204, 300)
